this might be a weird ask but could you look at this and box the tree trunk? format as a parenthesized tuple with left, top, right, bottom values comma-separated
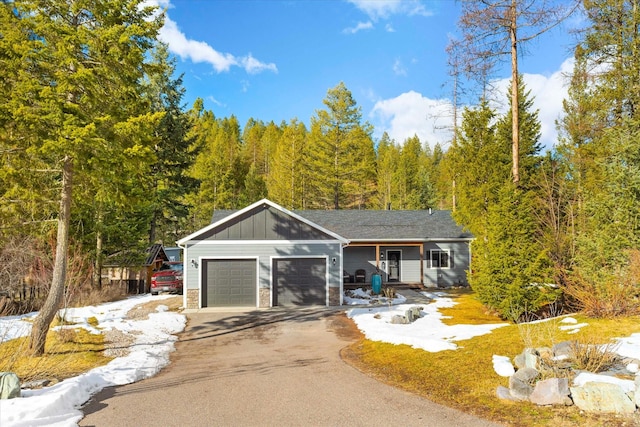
(510, 0, 520, 185)
(29, 156, 73, 356)
(93, 209, 103, 290)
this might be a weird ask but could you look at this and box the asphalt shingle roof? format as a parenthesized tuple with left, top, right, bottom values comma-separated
(294, 210, 471, 241)
(211, 208, 472, 241)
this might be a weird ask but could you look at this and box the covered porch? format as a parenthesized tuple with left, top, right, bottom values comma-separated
(342, 242, 425, 288)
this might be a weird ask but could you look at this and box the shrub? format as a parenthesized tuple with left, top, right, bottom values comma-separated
(561, 249, 640, 318)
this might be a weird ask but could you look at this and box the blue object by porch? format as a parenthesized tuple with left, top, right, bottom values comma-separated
(371, 274, 382, 294)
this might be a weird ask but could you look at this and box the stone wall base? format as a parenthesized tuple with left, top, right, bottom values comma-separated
(329, 287, 341, 306)
(259, 288, 270, 308)
(186, 289, 199, 309)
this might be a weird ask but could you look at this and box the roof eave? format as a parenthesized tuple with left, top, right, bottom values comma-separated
(347, 237, 473, 243)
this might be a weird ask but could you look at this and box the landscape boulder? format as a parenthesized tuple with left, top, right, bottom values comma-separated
(0, 372, 21, 399)
(514, 348, 540, 370)
(570, 382, 636, 414)
(508, 367, 538, 401)
(390, 315, 409, 325)
(529, 378, 572, 406)
(496, 385, 518, 402)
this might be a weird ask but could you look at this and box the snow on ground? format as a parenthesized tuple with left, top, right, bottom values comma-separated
(0, 291, 639, 426)
(0, 295, 185, 427)
(346, 291, 509, 352)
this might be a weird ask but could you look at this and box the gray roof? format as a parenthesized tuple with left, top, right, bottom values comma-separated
(211, 209, 472, 241)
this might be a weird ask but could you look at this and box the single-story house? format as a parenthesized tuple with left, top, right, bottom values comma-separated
(102, 244, 169, 294)
(177, 199, 472, 310)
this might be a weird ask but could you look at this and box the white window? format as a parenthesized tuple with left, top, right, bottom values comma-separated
(430, 250, 450, 269)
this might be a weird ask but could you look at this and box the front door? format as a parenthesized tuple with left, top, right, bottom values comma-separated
(387, 250, 401, 282)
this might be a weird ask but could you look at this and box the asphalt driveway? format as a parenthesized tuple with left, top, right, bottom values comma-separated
(79, 307, 500, 427)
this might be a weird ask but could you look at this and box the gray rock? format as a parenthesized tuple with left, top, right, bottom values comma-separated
(496, 385, 518, 401)
(390, 315, 409, 324)
(529, 378, 572, 406)
(404, 309, 414, 323)
(515, 348, 541, 370)
(0, 372, 20, 399)
(552, 341, 575, 359)
(508, 367, 539, 401)
(570, 382, 636, 414)
(513, 367, 539, 383)
(635, 374, 640, 408)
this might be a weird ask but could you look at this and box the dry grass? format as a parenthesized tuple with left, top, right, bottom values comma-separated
(341, 289, 640, 427)
(0, 296, 183, 385)
(0, 323, 112, 383)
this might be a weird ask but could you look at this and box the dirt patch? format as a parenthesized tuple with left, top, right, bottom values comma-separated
(327, 312, 363, 341)
(125, 296, 182, 320)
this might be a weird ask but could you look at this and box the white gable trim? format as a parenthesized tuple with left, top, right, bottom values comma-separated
(177, 198, 349, 245)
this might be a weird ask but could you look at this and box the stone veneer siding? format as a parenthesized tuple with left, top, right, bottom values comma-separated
(259, 288, 270, 308)
(186, 289, 199, 309)
(329, 287, 341, 306)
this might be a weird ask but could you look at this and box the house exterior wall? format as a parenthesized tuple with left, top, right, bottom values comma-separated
(343, 241, 470, 287)
(182, 240, 343, 308)
(422, 241, 470, 288)
(343, 245, 422, 283)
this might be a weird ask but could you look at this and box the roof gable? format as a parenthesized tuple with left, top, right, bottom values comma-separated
(178, 199, 348, 244)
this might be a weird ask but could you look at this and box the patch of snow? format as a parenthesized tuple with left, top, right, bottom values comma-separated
(492, 355, 515, 377)
(0, 295, 184, 427)
(347, 296, 509, 353)
(573, 372, 635, 394)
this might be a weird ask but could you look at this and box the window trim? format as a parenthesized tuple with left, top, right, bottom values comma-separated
(430, 249, 450, 269)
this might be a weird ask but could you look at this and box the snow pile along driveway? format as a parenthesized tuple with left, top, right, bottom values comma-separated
(0, 295, 186, 427)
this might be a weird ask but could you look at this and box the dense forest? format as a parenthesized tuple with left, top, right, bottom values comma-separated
(0, 0, 639, 331)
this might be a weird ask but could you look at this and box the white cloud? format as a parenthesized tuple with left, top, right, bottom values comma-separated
(385, 23, 395, 32)
(346, 0, 432, 20)
(343, 21, 374, 34)
(370, 58, 574, 151)
(488, 57, 574, 149)
(206, 96, 225, 107)
(146, 0, 277, 75)
(392, 59, 407, 76)
(370, 91, 454, 148)
(241, 53, 278, 74)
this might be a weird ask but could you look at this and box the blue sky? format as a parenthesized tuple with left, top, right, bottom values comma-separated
(151, 0, 579, 150)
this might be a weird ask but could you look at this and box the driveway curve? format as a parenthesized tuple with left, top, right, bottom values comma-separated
(79, 307, 500, 427)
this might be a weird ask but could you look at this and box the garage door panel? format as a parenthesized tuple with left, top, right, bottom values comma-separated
(274, 258, 326, 306)
(204, 259, 256, 307)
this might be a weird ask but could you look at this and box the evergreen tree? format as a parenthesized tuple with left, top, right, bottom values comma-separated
(0, 0, 162, 355)
(375, 132, 399, 210)
(307, 82, 375, 209)
(267, 118, 308, 209)
(144, 43, 197, 246)
(556, 0, 640, 315)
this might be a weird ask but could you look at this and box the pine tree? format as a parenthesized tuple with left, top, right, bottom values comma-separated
(0, 0, 162, 355)
(144, 43, 197, 246)
(267, 119, 308, 209)
(375, 132, 399, 210)
(307, 82, 375, 209)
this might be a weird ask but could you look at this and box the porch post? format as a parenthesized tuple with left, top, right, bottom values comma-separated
(419, 244, 424, 285)
(375, 245, 380, 268)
